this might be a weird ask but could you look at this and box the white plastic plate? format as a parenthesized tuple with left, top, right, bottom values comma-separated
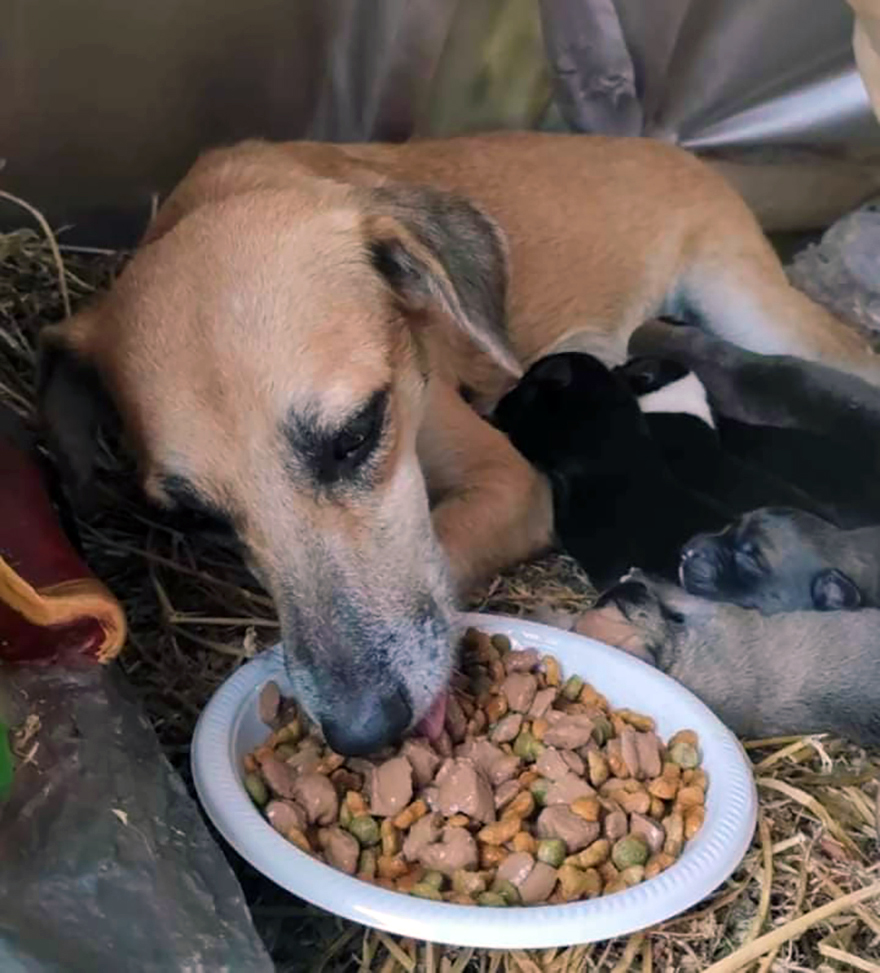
(192, 612, 757, 949)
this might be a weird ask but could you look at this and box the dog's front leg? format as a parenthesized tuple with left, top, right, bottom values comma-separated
(418, 380, 554, 595)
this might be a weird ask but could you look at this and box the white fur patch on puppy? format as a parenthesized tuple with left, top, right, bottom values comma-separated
(637, 372, 715, 429)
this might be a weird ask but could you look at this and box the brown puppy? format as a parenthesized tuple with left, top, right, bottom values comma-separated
(37, 132, 880, 754)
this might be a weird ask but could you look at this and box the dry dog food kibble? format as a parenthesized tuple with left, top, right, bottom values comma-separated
(243, 627, 707, 905)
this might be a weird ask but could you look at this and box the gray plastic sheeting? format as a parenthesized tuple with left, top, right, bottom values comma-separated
(0, 665, 273, 973)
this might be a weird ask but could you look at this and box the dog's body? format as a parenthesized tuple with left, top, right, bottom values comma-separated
(37, 132, 880, 754)
(576, 571, 880, 746)
(681, 507, 880, 613)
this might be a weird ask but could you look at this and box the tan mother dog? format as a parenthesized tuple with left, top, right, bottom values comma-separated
(38, 132, 880, 755)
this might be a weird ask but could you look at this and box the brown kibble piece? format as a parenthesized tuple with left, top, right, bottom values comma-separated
(444, 695, 469, 744)
(617, 709, 655, 732)
(393, 799, 428, 830)
(587, 751, 610, 788)
(644, 851, 676, 879)
(502, 672, 538, 713)
(605, 739, 630, 779)
(630, 812, 666, 854)
(512, 831, 538, 854)
(529, 687, 557, 720)
(647, 776, 678, 801)
(437, 758, 496, 823)
(649, 797, 666, 819)
(402, 812, 443, 861)
(578, 684, 608, 710)
(447, 814, 470, 828)
(258, 681, 281, 726)
(620, 726, 641, 778)
(502, 790, 535, 821)
(544, 773, 595, 806)
(494, 779, 521, 811)
(257, 753, 298, 799)
(368, 757, 413, 817)
(635, 732, 663, 779)
(505, 649, 541, 673)
(542, 656, 561, 687)
(381, 819, 401, 857)
(291, 773, 338, 825)
(418, 826, 479, 876)
(536, 806, 600, 853)
(478, 815, 521, 846)
(604, 809, 628, 842)
(543, 714, 595, 750)
(266, 799, 308, 837)
(480, 844, 509, 869)
(535, 747, 572, 781)
(491, 712, 523, 745)
(616, 790, 651, 816)
(570, 797, 601, 822)
(401, 739, 441, 788)
(663, 811, 685, 856)
(567, 838, 611, 869)
(318, 826, 359, 875)
(485, 694, 508, 724)
(685, 805, 706, 839)
(676, 785, 705, 810)
(377, 855, 409, 880)
(669, 729, 699, 748)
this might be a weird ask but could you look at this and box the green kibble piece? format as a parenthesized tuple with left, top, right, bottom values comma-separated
(274, 719, 302, 745)
(537, 838, 567, 868)
(339, 803, 354, 829)
(561, 675, 584, 701)
(491, 634, 512, 655)
(513, 730, 544, 763)
(530, 778, 550, 805)
(274, 743, 297, 760)
(422, 870, 445, 891)
(491, 879, 522, 905)
(612, 835, 649, 870)
(411, 882, 443, 901)
(452, 869, 488, 895)
(358, 849, 377, 878)
(592, 716, 613, 746)
(244, 773, 268, 807)
(477, 891, 508, 907)
(348, 814, 381, 847)
(668, 741, 700, 769)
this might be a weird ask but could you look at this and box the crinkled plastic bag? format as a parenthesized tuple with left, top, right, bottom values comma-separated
(0, 664, 273, 973)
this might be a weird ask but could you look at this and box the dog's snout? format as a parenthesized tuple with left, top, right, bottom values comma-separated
(595, 578, 650, 609)
(321, 683, 413, 756)
(679, 534, 723, 591)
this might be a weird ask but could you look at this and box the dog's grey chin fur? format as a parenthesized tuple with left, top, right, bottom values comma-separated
(280, 547, 457, 735)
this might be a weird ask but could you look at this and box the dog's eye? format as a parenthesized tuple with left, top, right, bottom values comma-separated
(330, 390, 387, 469)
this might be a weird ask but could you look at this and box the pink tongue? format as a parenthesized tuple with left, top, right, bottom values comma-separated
(415, 692, 448, 741)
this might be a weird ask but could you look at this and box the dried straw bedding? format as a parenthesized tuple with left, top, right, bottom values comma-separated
(1, 205, 879, 972)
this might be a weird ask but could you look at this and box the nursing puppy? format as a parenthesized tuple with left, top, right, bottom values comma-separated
(629, 320, 880, 528)
(575, 570, 880, 746)
(493, 352, 730, 589)
(36, 132, 880, 755)
(616, 356, 833, 520)
(681, 507, 880, 612)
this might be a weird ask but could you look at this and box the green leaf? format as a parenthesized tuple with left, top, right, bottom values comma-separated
(0, 720, 13, 800)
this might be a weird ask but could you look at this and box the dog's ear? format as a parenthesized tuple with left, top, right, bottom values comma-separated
(811, 568, 863, 611)
(364, 185, 521, 377)
(37, 318, 117, 491)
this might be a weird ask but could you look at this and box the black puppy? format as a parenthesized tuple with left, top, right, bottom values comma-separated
(629, 320, 880, 528)
(616, 356, 838, 520)
(493, 353, 730, 588)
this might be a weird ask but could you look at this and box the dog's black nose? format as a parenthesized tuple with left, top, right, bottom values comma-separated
(321, 684, 413, 756)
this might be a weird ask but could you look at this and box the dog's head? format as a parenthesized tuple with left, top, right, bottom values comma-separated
(37, 150, 522, 754)
(679, 507, 862, 613)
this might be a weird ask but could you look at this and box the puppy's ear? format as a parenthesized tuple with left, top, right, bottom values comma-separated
(811, 568, 863, 611)
(37, 318, 117, 491)
(364, 185, 521, 377)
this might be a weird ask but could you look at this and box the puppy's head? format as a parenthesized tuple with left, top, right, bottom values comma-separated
(579, 568, 706, 665)
(493, 352, 647, 476)
(679, 506, 857, 614)
(38, 164, 520, 755)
